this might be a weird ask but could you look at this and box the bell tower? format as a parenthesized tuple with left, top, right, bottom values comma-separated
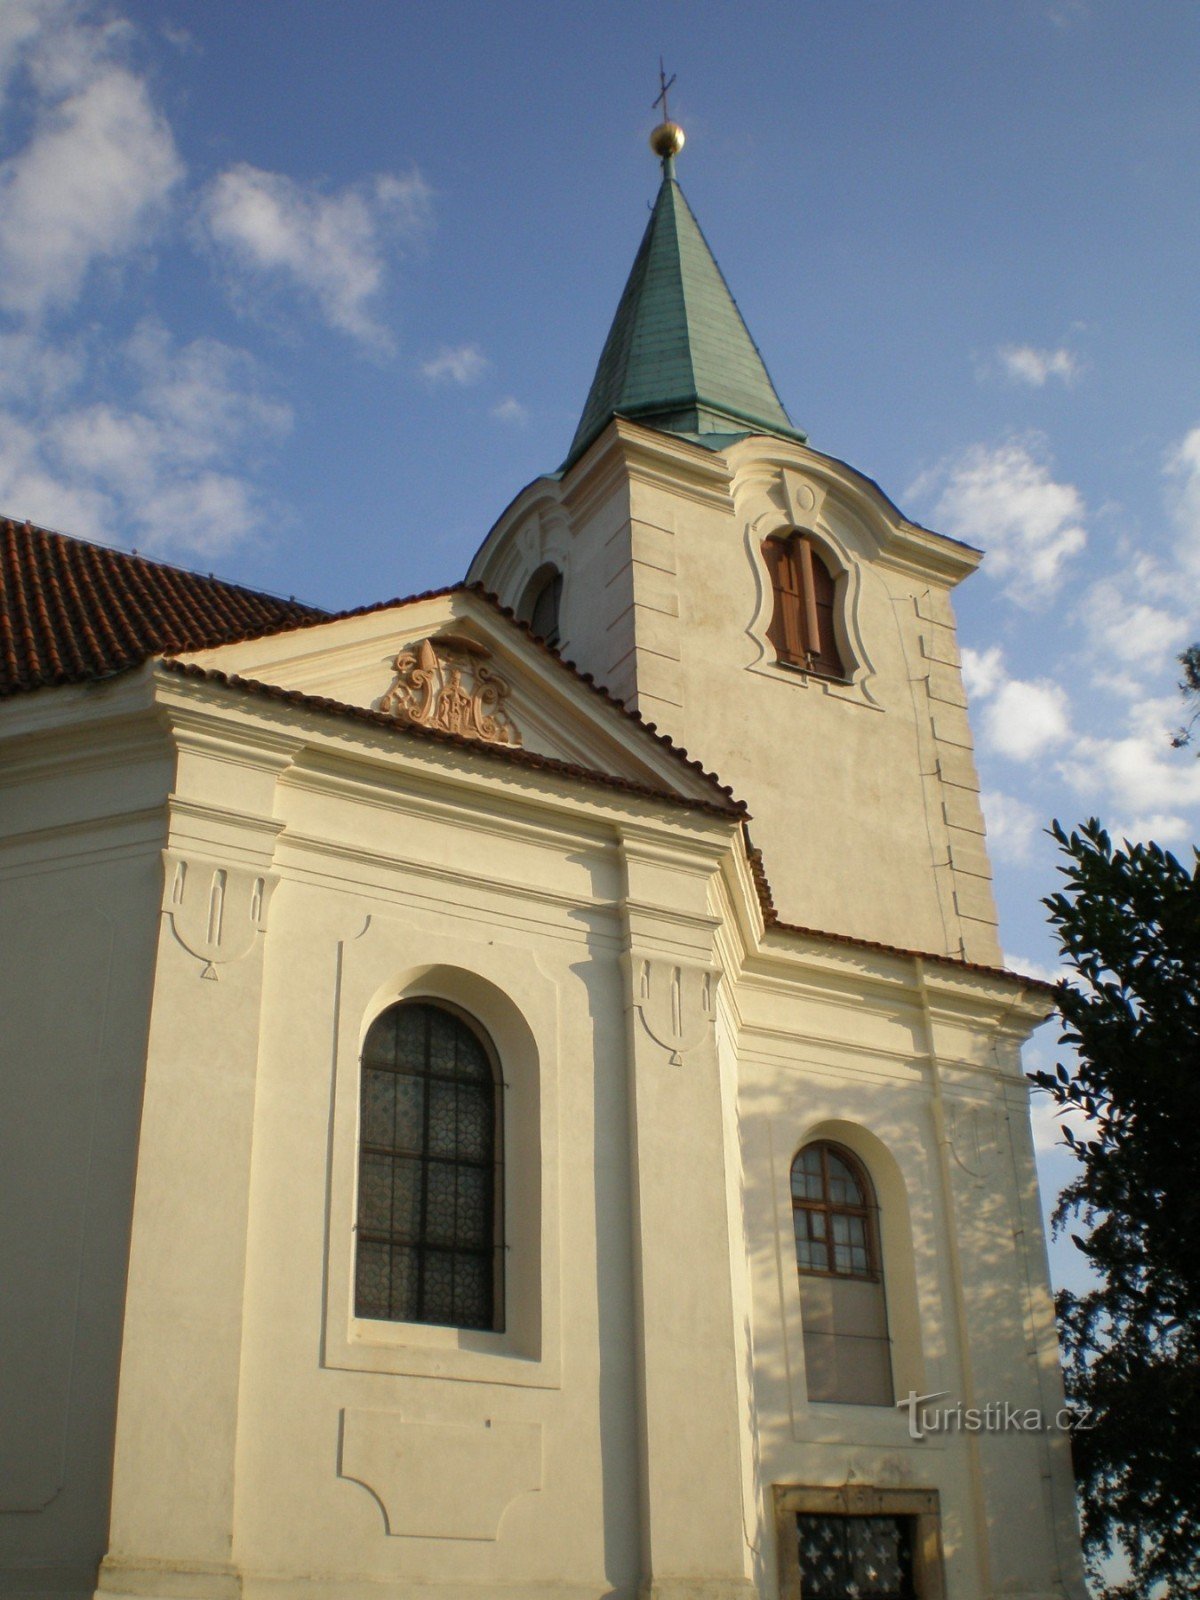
(468, 119, 1001, 966)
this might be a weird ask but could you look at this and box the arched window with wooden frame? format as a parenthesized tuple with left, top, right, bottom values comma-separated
(355, 1001, 503, 1332)
(791, 1140, 892, 1405)
(763, 532, 845, 679)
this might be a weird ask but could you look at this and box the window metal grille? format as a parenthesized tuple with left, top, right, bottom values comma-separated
(795, 1513, 915, 1600)
(355, 1001, 503, 1330)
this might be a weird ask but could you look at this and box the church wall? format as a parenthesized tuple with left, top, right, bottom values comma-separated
(229, 788, 635, 1594)
(636, 442, 998, 965)
(0, 703, 169, 1600)
(471, 427, 1001, 967)
(97, 682, 757, 1600)
(723, 936, 1085, 1600)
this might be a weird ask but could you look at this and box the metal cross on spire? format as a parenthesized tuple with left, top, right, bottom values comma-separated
(652, 58, 676, 122)
(649, 59, 685, 171)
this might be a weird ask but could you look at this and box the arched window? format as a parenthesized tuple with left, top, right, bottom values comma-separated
(355, 1001, 503, 1331)
(791, 1141, 892, 1405)
(519, 566, 563, 649)
(763, 532, 844, 679)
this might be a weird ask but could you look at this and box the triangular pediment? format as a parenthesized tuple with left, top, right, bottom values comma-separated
(170, 587, 736, 811)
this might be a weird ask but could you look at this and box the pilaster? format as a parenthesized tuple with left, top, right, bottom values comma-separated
(99, 710, 296, 1598)
(617, 824, 755, 1600)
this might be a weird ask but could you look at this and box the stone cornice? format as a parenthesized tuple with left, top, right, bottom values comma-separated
(725, 436, 983, 587)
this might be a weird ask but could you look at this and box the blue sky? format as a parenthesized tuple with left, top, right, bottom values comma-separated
(2, 1, 1198, 1291)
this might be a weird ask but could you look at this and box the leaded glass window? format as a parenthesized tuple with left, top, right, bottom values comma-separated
(355, 1001, 502, 1331)
(795, 1513, 915, 1599)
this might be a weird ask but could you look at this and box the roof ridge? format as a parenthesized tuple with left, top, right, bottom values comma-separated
(163, 579, 748, 814)
(0, 518, 326, 698)
(742, 827, 1056, 996)
(565, 170, 804, 467)
(664, 180, 699, 410)
(157, 658, 745, 820)
(0, 515, 327, 615)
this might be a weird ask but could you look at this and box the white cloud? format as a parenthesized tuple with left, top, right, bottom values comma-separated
(0, 411, 111, 541)
(0, 11, 183, 319)
(201, 162, 432, 351)
(984, 677, 1072, 761)
(0, 0, 60, 101)
(1166, 424, 1200, 569)
(996, 344, 1079, 387)
(911, 438, 1087, 600)
(491, 395, 528, 425)
(1030, 1092, 1089, 1156)
(1110, 813, 1192, 847)
(0, 320, 291, 556)
(1004, 951, 1065, 988)
(1078, 574, 1188, 669)
(0, 330, 86, 405)
(1060, 723, 1200, 820)
(982, 789, 1042, 862)
(421, 343, 488, 385)
(961, 644, 1006, 701)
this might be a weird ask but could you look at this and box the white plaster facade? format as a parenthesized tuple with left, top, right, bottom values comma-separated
(1, 419, 1086, 1600)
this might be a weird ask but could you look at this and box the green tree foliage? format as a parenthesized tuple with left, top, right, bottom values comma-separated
(1031, 820, 1200, 1598)
(1171, 644, 1200, 748)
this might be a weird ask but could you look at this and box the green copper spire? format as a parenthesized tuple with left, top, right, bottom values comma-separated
(565, 124, 805, 467)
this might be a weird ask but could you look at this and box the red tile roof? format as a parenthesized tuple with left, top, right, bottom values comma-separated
(743, 827, 1058, 997)
(0, 517, 325, 698)
(0, 517, 1051, 993)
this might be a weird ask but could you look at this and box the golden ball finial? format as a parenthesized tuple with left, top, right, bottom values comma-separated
(649, 120, 685, 162)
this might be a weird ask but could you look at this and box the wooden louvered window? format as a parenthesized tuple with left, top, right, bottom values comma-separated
(355, 1001, 503, 1331)
(763, 533, 844, 679)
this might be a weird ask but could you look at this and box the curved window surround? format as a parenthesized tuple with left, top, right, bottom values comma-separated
(763, 532, 844, 679)
(355, 1001, 503, 1332)
(791, 1141, 892, 1405)
(518, 567, 564, 650)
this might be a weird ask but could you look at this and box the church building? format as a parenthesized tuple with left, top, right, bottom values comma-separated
(1, 115, 1086, 1600)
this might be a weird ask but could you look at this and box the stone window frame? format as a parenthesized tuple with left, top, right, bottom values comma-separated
(773, 1484, 945, 1600)
(519, 564, 565, 650)
(744, 513, 881, 709)
(322, 920, 562, 1389)
(762, 530, 846, 680)
(790, 1138, 895, 1407)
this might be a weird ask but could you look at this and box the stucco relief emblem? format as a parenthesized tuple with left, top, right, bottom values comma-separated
(163, 852, 275, 979)
(948, 1101, 1005, 1185)
(633, 959, 717, 1065)
(380, 634, 521, 746)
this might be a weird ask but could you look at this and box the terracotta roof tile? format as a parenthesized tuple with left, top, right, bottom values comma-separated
(0, 518, 325, 697)
(157, 659, 744, 819)
(742, 826, 1057, 998)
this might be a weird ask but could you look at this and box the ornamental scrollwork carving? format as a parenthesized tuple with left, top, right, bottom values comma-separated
(380, 635, 521, 747)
